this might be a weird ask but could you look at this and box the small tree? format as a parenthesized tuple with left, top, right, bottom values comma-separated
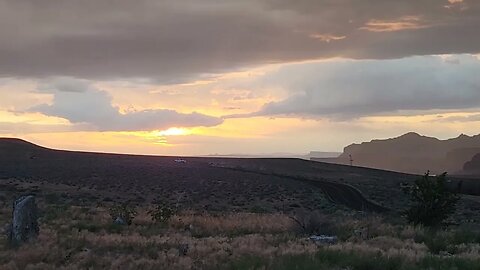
(403, 172, 459, 227)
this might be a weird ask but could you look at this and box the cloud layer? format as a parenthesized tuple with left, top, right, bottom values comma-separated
(225, 55, 480, 119)
(30, 78, 223, 131)
(0, 0, 479, 82)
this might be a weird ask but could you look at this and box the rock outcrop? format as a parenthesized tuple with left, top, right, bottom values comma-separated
(8, 195, 39, 246)
(463, 153, 480, 175)
(323, 133, 480, 174)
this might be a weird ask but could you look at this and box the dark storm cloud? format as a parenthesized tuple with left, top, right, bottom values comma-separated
(30, 78, 223, 131)
(226, 55, 480, 119)
(0, 0, 479, 81)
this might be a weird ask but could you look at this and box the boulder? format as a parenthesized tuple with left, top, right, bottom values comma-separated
(113, 216, 127, 225)
(8, 195, 39, 246)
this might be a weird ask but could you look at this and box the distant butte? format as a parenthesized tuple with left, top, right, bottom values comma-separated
(311, 132, 480, 175)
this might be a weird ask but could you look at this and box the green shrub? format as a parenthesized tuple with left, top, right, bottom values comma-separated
(403, 172, 459, 227)
(148, 201, 175, 224)
(108, 202, 137, 225)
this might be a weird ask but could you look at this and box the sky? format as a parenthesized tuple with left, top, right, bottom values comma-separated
(1, 0, 480, 155)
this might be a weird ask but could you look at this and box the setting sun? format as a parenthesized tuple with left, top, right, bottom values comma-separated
(2, 1, 480, 269)
(156, 127, 191, 136)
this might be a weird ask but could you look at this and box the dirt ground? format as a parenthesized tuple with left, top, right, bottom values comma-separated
(1, 138, 480, 223)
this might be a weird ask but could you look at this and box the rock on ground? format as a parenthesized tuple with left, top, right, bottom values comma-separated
(114, 216, 127, 225)
(8, 195, 39, 246)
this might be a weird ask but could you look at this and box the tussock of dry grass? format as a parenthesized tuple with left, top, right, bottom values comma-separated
(170, 212, 294, 236)
(328, 237, 428, 261)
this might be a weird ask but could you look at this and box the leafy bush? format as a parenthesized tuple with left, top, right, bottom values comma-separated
(148, 201, 175, 224)
(403, 172, 459, 227)
(108, 202, 137, 225)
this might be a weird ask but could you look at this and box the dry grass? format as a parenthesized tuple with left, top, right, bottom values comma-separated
(0, 201, 479, 269)
(0, 205, 314, 269)
(169, 212, 294, 236)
